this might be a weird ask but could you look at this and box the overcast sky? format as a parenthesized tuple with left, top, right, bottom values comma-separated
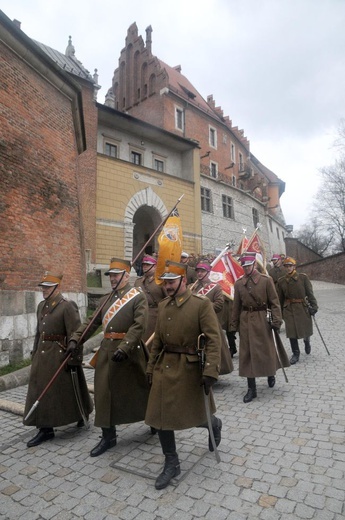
(2, 0, 344, 230)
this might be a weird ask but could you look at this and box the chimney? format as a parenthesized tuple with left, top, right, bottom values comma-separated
(145, 25, 153, 55)
(13, 19, 21, 29)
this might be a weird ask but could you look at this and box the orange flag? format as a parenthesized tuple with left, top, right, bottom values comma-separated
(155, 208, 183, 284)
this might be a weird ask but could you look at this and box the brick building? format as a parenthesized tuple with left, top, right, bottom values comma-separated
(0, 11, 96, 365)
(107, 22, 287, 256)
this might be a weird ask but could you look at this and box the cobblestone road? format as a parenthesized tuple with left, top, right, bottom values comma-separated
(0, 281, 344, 520)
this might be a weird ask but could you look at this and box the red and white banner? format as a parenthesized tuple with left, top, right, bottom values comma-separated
(210, 252, 244, 300)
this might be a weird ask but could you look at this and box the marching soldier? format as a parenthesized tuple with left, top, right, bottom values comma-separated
(268, 254, 285, 288)
(191, 261, 233, 374)
(145, 261, 222, 490)
(68, 258, 149, 457)
(277, 257, 318, 364)
(24, 272, 93, 447)
(180, 251, 197, 284)
(230, 255, 290, 403)
(134, 255, 166, 344)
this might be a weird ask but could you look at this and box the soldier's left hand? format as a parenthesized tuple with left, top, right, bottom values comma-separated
(112, 349, 128, 362)
(308, 307, 317, 316)
(63, 340, 78, 360)
(201, 376, 217, 395)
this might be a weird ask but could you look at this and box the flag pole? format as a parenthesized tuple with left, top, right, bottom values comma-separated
(131, 194, 184, 268)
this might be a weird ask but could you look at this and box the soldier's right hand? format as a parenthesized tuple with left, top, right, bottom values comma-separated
(63, 340, 78, 360)
(146, 373, 153, 386)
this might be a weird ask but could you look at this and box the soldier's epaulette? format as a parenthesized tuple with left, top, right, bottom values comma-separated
(193, 293, 207, 300)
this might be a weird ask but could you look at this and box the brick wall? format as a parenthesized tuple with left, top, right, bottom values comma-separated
(297, 253, 345, 285)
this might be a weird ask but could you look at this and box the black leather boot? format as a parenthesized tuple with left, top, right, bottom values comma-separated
(155, 430, 180, 490)
(267, 376, 276, 388)
(27, 428, 54, 448)
(289, 338, 300, 364)
(90, 427, 117, 457)
(243, 378, 257, 403)
(304, 338, 311, 354)
(208, 416, 222, 452)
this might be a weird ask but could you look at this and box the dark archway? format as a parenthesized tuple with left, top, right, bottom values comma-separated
(133, 205, 161, 270)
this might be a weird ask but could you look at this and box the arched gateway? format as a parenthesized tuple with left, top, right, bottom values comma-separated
(124, 187, 167, 264)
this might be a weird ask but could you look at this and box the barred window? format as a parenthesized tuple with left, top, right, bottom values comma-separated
(222, 195, 234, 219)
(201, 187, 212, 212)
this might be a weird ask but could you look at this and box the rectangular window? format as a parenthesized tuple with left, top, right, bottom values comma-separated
(230, 143, 235, 162)
(210, 161, 218, 179)
(276, 227, 280, 239)
(239, 152, 244, 171)
(222, 195, 234, 219)
(209, 126, 217, 148)
(252, 208, 259, 228)
(269, 219, 273, 232)
(201, 187, 212, 212)
(131, 151, 142, 165)
(232, 175, 236, 187)
(105, 142, 117, 158)
(175, 107, 184, 131)
(154, 159, 164, 172)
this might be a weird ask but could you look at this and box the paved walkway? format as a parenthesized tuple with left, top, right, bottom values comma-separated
(0, 281, 344, 520)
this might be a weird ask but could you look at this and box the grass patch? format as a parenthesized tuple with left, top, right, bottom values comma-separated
(0, 358, 32, 377)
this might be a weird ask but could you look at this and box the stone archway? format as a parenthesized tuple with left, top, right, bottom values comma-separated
(124, 187, 167, 263)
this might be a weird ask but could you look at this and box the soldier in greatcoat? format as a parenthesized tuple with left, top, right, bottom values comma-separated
(68, 258, 149, 457)
(180, 251, 197, 285)
(145, 261, 222, 490)
(191, 261, 233, 375)
(24, 272, 93, 447)
(134, 255, 166, 345)
(277, 257, 318, 364)
(230, 255, 290, 403)
(268, 254, 285, 288)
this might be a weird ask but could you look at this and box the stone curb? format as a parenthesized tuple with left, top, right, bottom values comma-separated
(0, 333, 102, 393)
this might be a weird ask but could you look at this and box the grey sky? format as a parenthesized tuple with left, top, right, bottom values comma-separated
(2, 0, 344, 230)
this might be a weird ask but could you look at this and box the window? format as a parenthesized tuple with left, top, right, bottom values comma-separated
(201, 187, 212, 212)
(209, 126, 217, 148)
(239, 152, 244, 171)
(105, 142, 117, 158)
(232, 175, 236, 187)
(252, 208, 259, 228)
(276, 227, 280, 239)
(269, 219, 273, 232)
(210, 162, 218, 179)
(230, 143, 235, 162)
(175, 107, 184, 131)
(222, 195, 234, 219)
(131, 151, 142, 165)
(154, 159, 164, 172)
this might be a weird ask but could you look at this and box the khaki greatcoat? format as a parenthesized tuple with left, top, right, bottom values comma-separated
(277, 272, 318, 339)
(71, 283, 149, 428)
(145, 289, 221, 430)
(23, 292, 93, 428)
(230, 271, 289, 378)
(134, 274, 166, 343)
(191, 279, 233, 375)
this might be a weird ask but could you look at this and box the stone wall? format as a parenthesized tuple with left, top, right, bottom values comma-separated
(297, 252, 345, 285)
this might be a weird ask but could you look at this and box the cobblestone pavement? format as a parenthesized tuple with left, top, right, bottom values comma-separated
(0, 281, 344, 520)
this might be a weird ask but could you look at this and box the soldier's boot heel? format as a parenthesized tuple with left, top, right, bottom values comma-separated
(155, 454, 180, 490)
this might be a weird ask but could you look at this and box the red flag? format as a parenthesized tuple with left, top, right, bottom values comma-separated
(236, 236, 249, 255)
(245, 230, 267, 271)
(210, 252, 244, 300)
(155, 208, 183, 284)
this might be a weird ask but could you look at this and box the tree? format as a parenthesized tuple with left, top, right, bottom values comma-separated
(296, 218, 333, 257)
(313, 157, 345, 253)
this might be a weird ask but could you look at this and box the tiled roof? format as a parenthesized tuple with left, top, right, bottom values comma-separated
(34, 40, 94, 82)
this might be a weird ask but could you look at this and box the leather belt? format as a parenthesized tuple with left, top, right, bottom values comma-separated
(104, 332, 126, 340)
(41, 334, 66, 341)
(163, 344, 197, 355)
(242, 305, 267, 312)
(286, 299, 304, 303)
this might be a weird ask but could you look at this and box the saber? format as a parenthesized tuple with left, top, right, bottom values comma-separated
(313, 315, 330, 355)
(71, 368, 90, 430)
(272, 328, 289, 383)
(197, 334, 221, 463)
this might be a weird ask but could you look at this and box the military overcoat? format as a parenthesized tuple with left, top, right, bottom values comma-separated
(134, 274, 166, 343)
(277, 272, 318, 339)
(191, 279, 233, 375)
(71, 283, 149, 428)
(230, 271, 289, 378)
(23, 292, 93, 428)
(145, 289, 221, 431)
(268, 264, 285, 287)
